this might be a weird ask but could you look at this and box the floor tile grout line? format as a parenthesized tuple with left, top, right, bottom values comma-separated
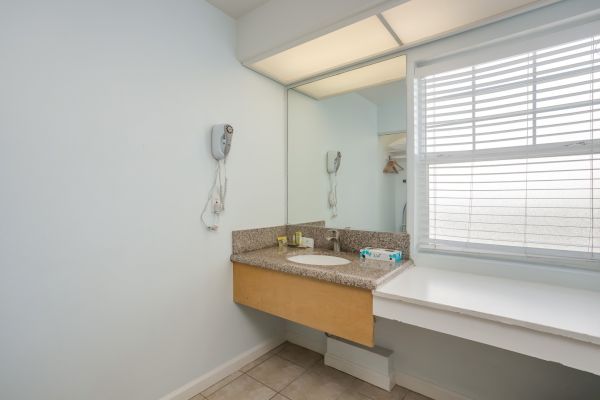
(273, 353, 322, 370)
(232, 342, 323, 398)
(240, 341, 289, 374)
(269, 391, 291, 400)
(243, 371, 281, 394)
(243, 355, 314, 395)
(243, 350, 279, 373)
(275, 351, 321, 369)
(256, 353, 308, 372)
(273, 364, 310, 395)
(274, 355, 332, 396)
(262, 345, 324, 375)
(280, 356, 329, 395)
(202, 371, 245, 399)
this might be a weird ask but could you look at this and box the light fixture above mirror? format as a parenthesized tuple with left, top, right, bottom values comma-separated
(245, 0, 552, 86)
(381, 0, 544, 45)
(249, 16, 400, 85)
(293, 55, 406, 100)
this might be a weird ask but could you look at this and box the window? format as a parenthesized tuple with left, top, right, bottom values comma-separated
(417, 35, 600, 266)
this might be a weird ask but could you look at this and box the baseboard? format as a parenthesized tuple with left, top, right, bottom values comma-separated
(394, 371, 472, 400)
(325, 352, 393, 391)
(285, 324, 326, 354)
(159, 336, 285, 400)
(325, 336, 393, 391)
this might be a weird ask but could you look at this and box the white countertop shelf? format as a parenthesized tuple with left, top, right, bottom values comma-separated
(373, 265, 600, 375)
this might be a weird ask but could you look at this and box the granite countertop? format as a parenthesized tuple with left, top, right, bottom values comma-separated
(231, 246, 411, 290)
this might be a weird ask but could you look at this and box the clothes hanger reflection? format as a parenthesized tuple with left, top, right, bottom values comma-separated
(383, 156, 403, 174)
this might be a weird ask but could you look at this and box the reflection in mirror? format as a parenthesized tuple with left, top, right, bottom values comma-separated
(288, 55, 407, 233)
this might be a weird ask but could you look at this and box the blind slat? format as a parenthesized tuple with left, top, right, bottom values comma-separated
(427, 107, 598, 133)
(424, 37, 600, 85)
(426, 99, 600, 129)
(418, 34, 600, 265)
(426, 62, 600, 103)
(427, 47, 600, 92)
(427, 76, 600, 113)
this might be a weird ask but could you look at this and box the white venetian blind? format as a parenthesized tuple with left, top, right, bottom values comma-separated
(418, 35, 600, 265)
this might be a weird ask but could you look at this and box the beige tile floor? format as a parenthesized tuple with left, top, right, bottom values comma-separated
(189, 342, 432, 400)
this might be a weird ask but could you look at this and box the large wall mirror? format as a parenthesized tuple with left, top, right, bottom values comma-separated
(287, 55, 407, 232)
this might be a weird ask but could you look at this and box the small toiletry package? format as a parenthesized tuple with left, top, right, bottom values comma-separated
(360, 247, 402, 263)
(277, 236, 288, 247)
(293, 231, 302, 246)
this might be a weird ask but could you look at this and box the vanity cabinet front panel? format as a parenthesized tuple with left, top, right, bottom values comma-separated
(233, 262, 374, 347)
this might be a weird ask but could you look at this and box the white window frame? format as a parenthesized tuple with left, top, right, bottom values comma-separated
(414, 26, 600, 271)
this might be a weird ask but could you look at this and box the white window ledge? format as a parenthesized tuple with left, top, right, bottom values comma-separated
(373, 266, 600, 376)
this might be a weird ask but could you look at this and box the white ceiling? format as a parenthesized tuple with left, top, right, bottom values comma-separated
(206, 0, 269, 19)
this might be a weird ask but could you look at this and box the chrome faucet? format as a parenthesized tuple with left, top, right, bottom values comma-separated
(326, 229, 341, 252)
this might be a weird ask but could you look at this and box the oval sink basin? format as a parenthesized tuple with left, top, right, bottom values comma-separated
(287, 254, 351, 266)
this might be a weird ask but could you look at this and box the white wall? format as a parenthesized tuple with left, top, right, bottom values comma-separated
(287, 90, 399, 231)
(0, 1, 286, 399)
(377, 80, 407, 134)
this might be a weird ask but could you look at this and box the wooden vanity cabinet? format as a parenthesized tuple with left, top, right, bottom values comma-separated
(233, 262, 374, 347)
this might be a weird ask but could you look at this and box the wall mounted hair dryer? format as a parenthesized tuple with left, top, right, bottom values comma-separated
(327, 151, 341, 218)
(211, 123, 234, 160)
(202, 124, 234, 231)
